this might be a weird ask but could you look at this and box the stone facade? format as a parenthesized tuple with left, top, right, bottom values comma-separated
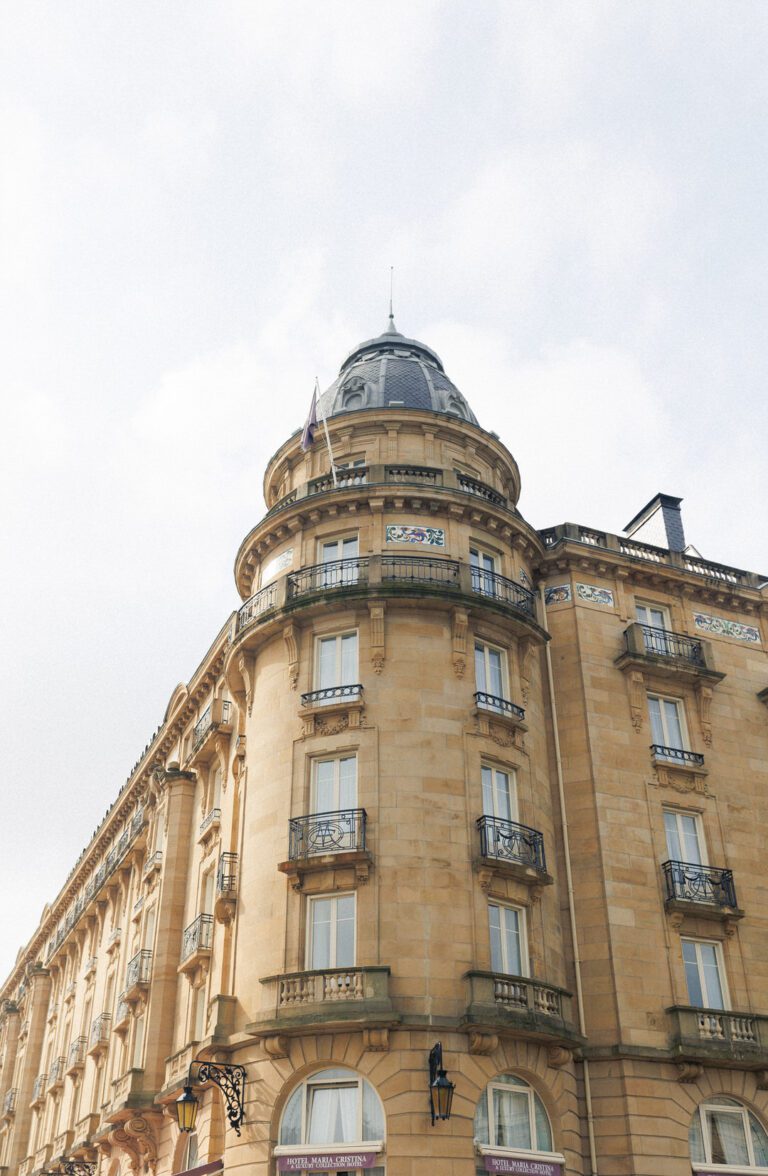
(0, 324, 767, 1176)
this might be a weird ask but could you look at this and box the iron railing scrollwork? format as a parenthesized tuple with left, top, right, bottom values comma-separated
(662, 860, 737, 907)
(474, 692, 525, 720)
(217, 852, 239, 895)
(288, 557, 369, 598)
(381, 555, 459, 586)
(301, 684, 363, 708)
(289, 809, 367, 860)
(636, 624, 705, 665)
(191, 1060, 247, 1136)
(126, 949, 152, 989)
(470, 568, 535, 616)
(181, 913, 214, 962)
(650, 745, 705, 766)
(477, 815, 546, 872)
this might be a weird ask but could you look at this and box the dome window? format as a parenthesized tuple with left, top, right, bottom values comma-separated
(341, 378, 366, 412)
(447, 396, 466, 419)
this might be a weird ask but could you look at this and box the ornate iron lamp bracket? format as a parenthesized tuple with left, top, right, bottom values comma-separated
(192, 1059, 247, 1136)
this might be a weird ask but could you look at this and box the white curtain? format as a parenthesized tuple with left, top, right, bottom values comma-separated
(707, 1109, 749, 1164)
(494, 1089, 531, 1149)
(307, 1084, 357, 1144)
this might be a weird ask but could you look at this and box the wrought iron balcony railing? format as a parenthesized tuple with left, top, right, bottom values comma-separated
(199, 807, 221, 835)
(67, 1036, 88, 1071)
(288, 557, 369, 599)
(236, 581, 278, 631)
(662, 860, 737, 907)
(31, 1074, 47, 1104)
(217, 852, 239, 896)
(381, 555, 459, 586)
(474, 692, 525, 720)
(301, 684, 364, 708)
(181, 913, 214, 962)
(193, 699, 232, 751)
(126, 949, 152, 989)
(288, 809, 367, 860)
(143, 849, 162, 876)
(114, 993, 130, 1030)
(2, 1088, 16, 1115)
(47, 1056, 66, 1087)
(650, 745, 705, 766)
(470, 568, 535, 616)
(89, 1013, 111, 1050)
(477, 815, 546, 873)
(635, 624, 705, 664)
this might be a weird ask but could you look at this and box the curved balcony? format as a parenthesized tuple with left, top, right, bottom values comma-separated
(463, 971, 582, 1048)
(124, 950, 152, 1002)
(179, 913, 214, 975)
(280, 809, 371, 888)
(662, 860, 742, 927)
(251, 966, 396, 1037)
(668, 1005, 768, 1070)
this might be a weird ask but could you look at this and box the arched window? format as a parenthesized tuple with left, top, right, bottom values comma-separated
(278, 1067, 385, 1174)
(447, 395, 465, 418)
(474, 1075, 556, 1164)
(690, 1097, 768, 1168)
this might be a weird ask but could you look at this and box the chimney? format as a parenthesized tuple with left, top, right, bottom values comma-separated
(624, 493, 686, 553)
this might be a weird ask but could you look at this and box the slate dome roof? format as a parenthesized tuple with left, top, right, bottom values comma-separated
(318, 317, 478, 426)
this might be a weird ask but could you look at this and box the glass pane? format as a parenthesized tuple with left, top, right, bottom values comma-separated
(340, 634, 357, 683)
(750, 1112, 768, 1165)
(362, 1079, 383, 1140)
(664, 811, 682, 860)
(488, 649, 503, 697)
(648, 697, 665, 745)
(307, 1084, 357, 1144)
(313, 760, 335, 813)
(502, 907, 522, 975)
(663, 699, 684, 748)
(650, 608, 666, 628)
(689, 1111, 705, 1163)
(318, 639, 337, 689)
(322, 540, 340, 563)
(679, 814, 701, 864)
(342, 536, 359, 557)
(311, 899, 332, 969)
(338, 757, 357, 809)
(682, 940, 704, 1007)
(334, 895, 356, 967)
(488, 905, 502, 973)
(474, 1090, 490, 1144)
(534, 1093, 553, 1152)
(636, 604, 649, 624)
(699, 943, 724, 1009)
(280, 1087, 302, 1144)
(707, 1108, 749, 1164)
(481, 766, 494, 817)
(493, 1088, 531, 1148)
(494, 770, 513, 822)
(475, 645, 487, 692)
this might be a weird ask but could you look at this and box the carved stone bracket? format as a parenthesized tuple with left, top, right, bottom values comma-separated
(283, 624, 300, 690)
(677, 1062, 703, 1083)
(756, 1070, 768, 1091)
(363, 1028, 390, 1052)
(262, 1034, 290, 1060)
(368, 602, 386, 675)
(468, 1031, 499, 1056)
(452, 607, 468, 678)
(629, 670, 645, 731)
(696, 683, 714, 747)
(108, 1110, 162, 1174)
(546, 1045, 572, 1069)
(518, 637, 534, 706)
(237, 653, 255, 716)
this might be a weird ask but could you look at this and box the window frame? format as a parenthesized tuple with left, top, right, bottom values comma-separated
(481, 763, 518, 823)
(474, 1074, 557, 1160)
(635, 600, 671, 629)
(315, 631, 359, 692)
(691, 1097, 768, 1170)
(311, 754, 358, 814)
(306, 892, 357, 971)
(474, 640, 510, 704)
(277, 1067, 386, 1161)
(681, 936, 729, 1010)
(488, 902, 528, 977)
(663, 808, 706, 866)
(647, 692, 689, 753)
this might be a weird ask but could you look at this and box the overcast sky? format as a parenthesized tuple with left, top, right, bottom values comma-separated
(1, 1, 767, 985)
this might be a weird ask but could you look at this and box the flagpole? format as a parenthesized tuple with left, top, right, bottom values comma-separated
(315, 378, 338, 487)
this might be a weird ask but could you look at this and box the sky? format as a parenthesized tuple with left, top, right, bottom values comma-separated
(1, 0, 767, 985)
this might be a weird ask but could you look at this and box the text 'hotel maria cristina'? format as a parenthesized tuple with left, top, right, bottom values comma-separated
(1, 319, 767, 1176)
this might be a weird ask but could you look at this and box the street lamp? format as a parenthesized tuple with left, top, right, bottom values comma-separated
(428, 1042, 455, 1125)
(173, 1058, 246, 1137)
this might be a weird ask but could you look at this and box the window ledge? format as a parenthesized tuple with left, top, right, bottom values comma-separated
(474, 856, 553, 896)
(665, 898, 744, 928)
(300, 698, 365, 738)
(278, 849, 372, 891)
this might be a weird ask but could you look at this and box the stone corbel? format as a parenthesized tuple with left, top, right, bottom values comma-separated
(629, 670, 645, 732)
(452, 607, 468, 678)
(518, 637, 534, 705)
(237, 653, 255, 716)
(468, 1031, 498, 1056)
(363, 1028, 390, 1052)
(123, 1111, 162, 1174)
(546, 1045, 572, 1069)
(262, 1034, 290, 1059)
(368, 602, 386, 674)
(755, 1070, 768, 1091)
(696, 683, 714, 747)
(283, 624, 300, 691)
(676, 1062, 703, 1084)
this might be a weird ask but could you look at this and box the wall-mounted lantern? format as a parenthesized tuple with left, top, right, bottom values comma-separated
(174, 1058, 247, 1137)
(428, 1042, 455, 1125)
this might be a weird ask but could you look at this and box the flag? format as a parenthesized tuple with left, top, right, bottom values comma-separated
(301, 386, 318, 451)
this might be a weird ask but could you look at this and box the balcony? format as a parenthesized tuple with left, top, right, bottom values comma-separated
(470, 568, 535, 618)
(47, 1055, 66, 1089)
(143, 849, 162, 879)
(30, 1074, 47, 1107)
(650, 745, 705, 768)
(1, 1088, 16, 1117)
(289, 557, 369, 600)
(668, 1006, 768, 1069)
(73, 1111, 101, 1148)
(456, 471, 506, 507)
(125, 950, 152, 1001)
(107, 925, 122, 950)
(253, 967, 395, 1035)
(67, 1035, 88, 1075)
(84, 954, 97, 977)
(463, 972, 582, 1048)
(280, 810, 371, 888)
(475, 816, 552, 894)
(113, 992, 131, 1034)
(236, 581, 278, 632)
(616, 622, 724, 685)
(380, 554, 459, 589)
(474, 692, 525, 722)
(88, 1013, 112, 1055)
(52, 1129, 74, 1159)
(301, 684, 364, 708)
(179, 914, 214, 975)
(215, 852, 239, 924)
(198, 807, 221, 843)
(190, 698, 234, 763)
(662, 860, 742, 926)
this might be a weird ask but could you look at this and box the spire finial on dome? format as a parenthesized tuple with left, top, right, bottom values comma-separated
(385, 265, 400, 334)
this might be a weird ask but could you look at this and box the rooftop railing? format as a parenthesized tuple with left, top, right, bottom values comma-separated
(288, 809, 367, 860)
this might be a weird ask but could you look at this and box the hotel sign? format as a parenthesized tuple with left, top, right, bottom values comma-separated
(483, 1158, 563, 1176)
(277, 1152, 379, 1171)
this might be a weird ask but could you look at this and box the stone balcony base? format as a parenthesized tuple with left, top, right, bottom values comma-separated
(462, 971, 584, 1050)
(250, 966, 398, 1038)
(667, 1005, 768, 1071)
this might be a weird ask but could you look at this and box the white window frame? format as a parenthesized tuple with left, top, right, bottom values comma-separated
(307, 893, 357, 970)
(647, 692, 689, 754)
(277, 1067, 385, 1161)
(636, 600, 671, 629)
(470, 545, 499, 597)
(317, 533, 360, 588)
(474, 1074, 556, 1158)
(663, 808, 706, 866)
(311, 754, 358, 814)
(488, 902, 527, 977)
(681, 937, 729, 1010)
(315, 631, 359, 695)
(481, 763, 518, 823)
(691, 1097, 768, 1170)
(474, 641, 509, 707)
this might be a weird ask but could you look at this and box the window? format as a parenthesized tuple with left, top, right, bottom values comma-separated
(636, 601, 673, 654)
(308, 894, 355, 969)
(690, 1097, 768, 1168)
(488, 903, 526, 976)
(647, 694, 687, 756)
(682, 938, 727, 1009)
(474, 1074, 553, 1155)
(319, 534, 359, 587)
(664, 809, 704, 865)
(481, 765, 517, 823)
(312, 755, 357, 813)
(279, 1068, 384, 1175)
(316, 633, 358, 698)
(470, 546, 497, 596)
(475, 642, 508, 709)
(181, 1132, 199, 1171)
